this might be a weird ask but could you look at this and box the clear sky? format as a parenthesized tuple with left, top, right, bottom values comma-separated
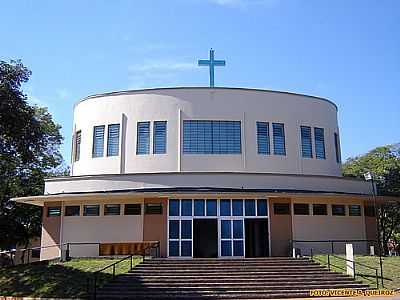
(1, 0, 399, 165)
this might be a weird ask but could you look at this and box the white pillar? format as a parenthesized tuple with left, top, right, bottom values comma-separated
(370, 245, 375, 256)
(346, 243, 354, 277)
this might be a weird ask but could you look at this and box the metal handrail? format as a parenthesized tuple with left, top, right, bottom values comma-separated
(88, 241, 161, 299)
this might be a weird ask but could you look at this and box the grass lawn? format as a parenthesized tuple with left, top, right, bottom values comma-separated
(0, 256, 142, 298)
(314, 255, 400, 290)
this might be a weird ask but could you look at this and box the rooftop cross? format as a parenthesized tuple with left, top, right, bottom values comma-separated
(198, 48, 226, 88)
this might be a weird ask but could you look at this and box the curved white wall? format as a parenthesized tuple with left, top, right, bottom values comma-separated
(71, 87, 341, 177)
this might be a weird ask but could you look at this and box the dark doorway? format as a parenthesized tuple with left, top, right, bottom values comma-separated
(193, 219, 218, 258)
(245, 219, 269, 257)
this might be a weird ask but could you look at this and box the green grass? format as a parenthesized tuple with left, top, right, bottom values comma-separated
(0, 256, 142, 298)
(314, 255, 400, 290)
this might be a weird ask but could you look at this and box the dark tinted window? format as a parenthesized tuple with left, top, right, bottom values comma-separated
(221, 220, 231, 239)
(272, 123, 286, 155)
(169, 220, 179, 239)
(257, 199, 268, 216)
(124, 204, 141, 215)
(294, 203, 309, 215)
(232, 199, 243, 216)
(300, 126, 313, 158)
(181, 241, 192, 256)
(83, 205, 100, 216)
(181, 220, 192, 239)
(65, 206, 80, 216)
(220, 199, 231, 216)
(145, 203, 163, 214)
(206, 199, 217, 216)
(104, 204, 121, 215)
(169, 241, 179, 256)
(349, 205, 361, 216)
(181, 199, 192, 216)
(313, 204, 327, 215)
(257, 122, 270, 155)
(169, 199, 179, 216)
(194, 199, 205, 216)
(273, 203, 290, 215)
(233, 220, 243, 239)
(332, 204, 346, 216)
(47, 206, 61, 217)
(245, 199, 256, 216)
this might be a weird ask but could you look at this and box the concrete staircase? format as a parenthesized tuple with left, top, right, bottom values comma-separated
(96, 257, 369, 299)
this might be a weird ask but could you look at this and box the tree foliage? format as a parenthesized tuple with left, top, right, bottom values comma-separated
(343, 144, 400, 254)
(0, 60, 66, 251)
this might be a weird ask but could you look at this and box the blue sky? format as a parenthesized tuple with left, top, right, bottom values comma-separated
(1, 0, 399, 164)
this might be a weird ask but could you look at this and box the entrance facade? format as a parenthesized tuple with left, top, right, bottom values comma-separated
(167, 198, 270, 258)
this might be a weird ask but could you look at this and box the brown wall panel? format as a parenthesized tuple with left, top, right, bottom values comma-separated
(269, 198, 292, 256)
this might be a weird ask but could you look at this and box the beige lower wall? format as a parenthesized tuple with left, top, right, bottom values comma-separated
(269, 198, 292, 256)
(41, 202, 61, 260)
(291, 197, 367, 254)
(61, 198, 144, 257)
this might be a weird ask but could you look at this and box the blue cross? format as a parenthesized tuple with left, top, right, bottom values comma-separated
(198, 48, 226, 87)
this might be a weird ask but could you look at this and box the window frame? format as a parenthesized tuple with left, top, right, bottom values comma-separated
(314, 127, 326, 159)
(104, 204, 121, 216)
(92, 125, 105, 158)
(256, 121, 270, 155)
(83, 204, 100, 216)
(153, 121, 167, 154)
(47, 206, 61, 217)
(124, 204, 142, 215)
(300, 126, 313, 158)
(272, 123, 286, 156)
(349, 204, 362, 216)
(273, 203, 291, 215)
(65, 205, 80, 217)
(74, 130, 82, 162)
(137, 121, 151, 155)
(293, 203, 310, 215)
(312, 204, 328, 216)
(107, 123, 120, 157)
(332, 204, 346, 216)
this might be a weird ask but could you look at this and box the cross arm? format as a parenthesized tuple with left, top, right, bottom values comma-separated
(198, 60, 210, 66)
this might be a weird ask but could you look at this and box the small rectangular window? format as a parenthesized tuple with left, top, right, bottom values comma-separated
(332, 204, 346, 216)
(314, 127, 326, 159)
(31, 249, 41, 258)
(272, 123, 286, 155)
(245, 199, 256, 216)
(137, 122, 150, 155)
(47, 206, 61, 217)
(294, 203, 309, 215)
(194, 199, 205, 216)
(349, 205, 361, 216)
(232, 199, 243, 216)
(220, 199, 231, 216)
(364, 205, 376, 217)
(181, 199, 192, 216)
(257, 122, 270, 155)
(74, 130, 81, 162)
(273, 203, 290, 215)
(334, 133, 341, 163)
(257, 199, 268, 216)
(313, 204, 327, 215)
(83, 205, 100, 216)
(107, 124, 120, 157)
(124, 204, 141, 215)
(92, 125, 105, 158)
(300, 126, 313, 158)
(206, 199, 217, 216)
(145, 203, 163, 214)
(153, 121, 167, 154)
(65, 206, 80, 216)
(104, 204, 121, 215)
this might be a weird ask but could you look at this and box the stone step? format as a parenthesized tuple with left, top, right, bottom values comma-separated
(147, 258, 309, 264)
(133, 266, 327, 272)
(102, 282, 368, 290)
(128, 269, 333, 276)
(138, 262, 321, 267)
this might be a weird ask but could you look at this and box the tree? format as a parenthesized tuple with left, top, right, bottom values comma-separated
(0, 60, 66, 258)
(343, 144, 400, 255)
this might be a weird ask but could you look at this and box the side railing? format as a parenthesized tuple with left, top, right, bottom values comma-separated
(290, 240, 383, 289)
(87, 241, 160, 300)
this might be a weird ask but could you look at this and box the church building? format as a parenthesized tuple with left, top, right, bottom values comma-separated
(15, 86, 382, 260)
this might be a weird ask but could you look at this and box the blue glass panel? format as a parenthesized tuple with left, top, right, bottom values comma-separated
(92, 125, 105, 158)
(153, 121, 167, 154)
(181, 220, 192, 239)
(169, 199, 179, 216)
(182, 120, 241, 154)
(232, 199, 243, 216)
(314, 127, 326, 159)
(194, 199, 205, 216)
(169, 220, 179, 239)
(257, 199, 268, 216)
(301, 126, 313, 158)
(257, 122, 270, 155)
(233, 240, 244, 256)
(181, 241, 192, 257)
(233, 220, 243, 239)
(272, 123, 286, 155)
(137, 122, 150, 154)
(245, 199, 256, 216)
(206, 199, 217, 216)
(107, 124, 120, 156)
(221, 240, 232, 256)
(221, 220, 231, 239)
(220, 199, 231, 216)
(231, 199, 243, 216)
(169, 241, 179, 256)
(181, 199, 192, 216)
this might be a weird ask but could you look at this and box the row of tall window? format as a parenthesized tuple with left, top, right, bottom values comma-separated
(74, 120, 340, 163)
(74, 121, 167, 161)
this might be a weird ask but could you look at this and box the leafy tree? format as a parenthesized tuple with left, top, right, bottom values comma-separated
(343, 144, 400, 255)
(0, 60, 66, 258)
